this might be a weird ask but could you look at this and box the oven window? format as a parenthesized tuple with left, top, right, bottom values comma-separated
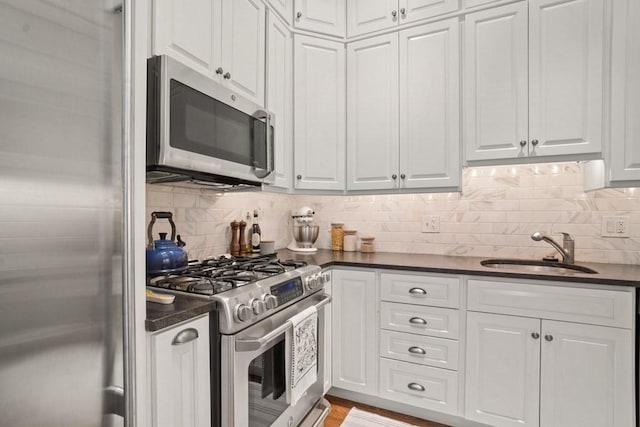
(169, 79, 267, 169)
(247, 336, 288, 426)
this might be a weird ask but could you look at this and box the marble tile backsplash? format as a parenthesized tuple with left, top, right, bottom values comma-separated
(146, 163, 640, 265)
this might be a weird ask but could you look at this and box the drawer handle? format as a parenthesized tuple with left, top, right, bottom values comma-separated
(409, 317, 427, 325)
(408, 346, 426, 355)
(172, 328, 199, 345)
(407, 382, 425, 392)
(408, 287, 427, 295)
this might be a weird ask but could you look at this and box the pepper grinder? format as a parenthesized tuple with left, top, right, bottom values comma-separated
(238, 220, 247, 254)
(230, 221, 240, 256)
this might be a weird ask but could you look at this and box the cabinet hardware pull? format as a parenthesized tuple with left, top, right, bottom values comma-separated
(408, 287, 427, 295)
(297, 11, 302, 19)
(392, 10, 397, 17)
(400, 7, 406, 16)
(408, 346, 426, 355)
(392, 174, 397, 179)
(544, 334, 553, 341)
(531, 332, 540, 339)
(407, 382, 425, 392)
(223, 72, 231, 80)
(297, 174, 302, 180)
(400, 173, 406, 179)
(519, 140, 527, 147)
(172, 328, 199, 345)
(409, 317, 427, 325)
(531, 139, 539, 146)
(216, 67, 224, 75)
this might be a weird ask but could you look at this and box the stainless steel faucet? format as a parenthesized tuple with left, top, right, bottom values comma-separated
(531, 232, 575, 264)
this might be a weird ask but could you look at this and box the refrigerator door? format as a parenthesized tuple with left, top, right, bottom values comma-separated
(0, 1, 126, 426)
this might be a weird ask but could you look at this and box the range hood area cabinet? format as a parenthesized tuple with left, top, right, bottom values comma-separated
(346, 19, 461, 192)
(152, 0, 266, 107)
(464, 0, 605, 162)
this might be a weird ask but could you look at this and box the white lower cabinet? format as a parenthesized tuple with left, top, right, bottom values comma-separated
(331, 269, 378, 395)
(465, 280, 635, 427)
(147, 314, 211, 427)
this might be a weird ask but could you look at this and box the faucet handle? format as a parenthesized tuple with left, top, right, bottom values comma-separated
(558, 232, 574, 241)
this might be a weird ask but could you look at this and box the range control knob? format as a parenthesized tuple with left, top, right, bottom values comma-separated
(251, 298, 266, 315)
(236, 304, 252, 322)
(307, 276, 318, 290)
(264, 294, 278, 310)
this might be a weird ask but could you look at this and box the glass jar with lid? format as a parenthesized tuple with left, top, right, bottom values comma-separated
(331, 223, 344, 251)
(343, 230, 357, 252)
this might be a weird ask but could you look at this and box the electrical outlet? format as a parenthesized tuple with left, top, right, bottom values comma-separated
(421, 216, 440, 233)
(601, 216, 630, 238)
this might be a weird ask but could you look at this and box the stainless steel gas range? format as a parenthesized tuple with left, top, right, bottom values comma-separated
(147, 254, 332, 427)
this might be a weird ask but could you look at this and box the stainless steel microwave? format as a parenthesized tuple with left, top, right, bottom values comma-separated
(146, 55, 274, 190)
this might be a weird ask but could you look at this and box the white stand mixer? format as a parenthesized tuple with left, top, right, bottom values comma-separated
(287, 207, 320, 253)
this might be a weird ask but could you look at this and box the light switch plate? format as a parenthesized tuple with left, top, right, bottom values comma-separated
(421, 216, 440, 233)
(601, 216, 630, 238)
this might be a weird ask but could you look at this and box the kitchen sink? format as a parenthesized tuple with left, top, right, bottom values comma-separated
(481, 258, 599, 275)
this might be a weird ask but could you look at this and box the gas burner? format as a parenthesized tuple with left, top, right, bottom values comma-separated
(279, 259, 308, 269)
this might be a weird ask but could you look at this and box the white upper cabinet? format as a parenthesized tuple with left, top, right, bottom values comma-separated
(609, 0, 640, 182)
(347, 34, 400, 191)
(399, 18, 460, 189)
(347, 0, 458, 37)
(347, 18, 460, 192)
(293, 35, 346, 191)
(464, 0, 605, 162)
(294, 0, 346, 37)
(266, 12, 293, 189)
(268, 0, 294, 24)
(152, 0, 266, 106)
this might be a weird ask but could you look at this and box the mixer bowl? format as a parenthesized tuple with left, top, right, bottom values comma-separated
(292, 224, 320, 248)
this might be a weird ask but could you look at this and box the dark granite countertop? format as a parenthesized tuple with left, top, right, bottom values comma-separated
(146, 295, 216, 332)
(276, 249, 640, 287)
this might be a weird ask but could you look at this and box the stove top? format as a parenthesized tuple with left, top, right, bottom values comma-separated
(147, 254, 309, 296)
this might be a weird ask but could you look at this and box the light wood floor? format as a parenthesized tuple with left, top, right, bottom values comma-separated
(324, 395, 450, 427)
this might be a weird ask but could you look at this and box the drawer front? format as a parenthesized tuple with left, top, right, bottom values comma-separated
(379, 330, 459, 370)
(467, 279, 634, 329)
(381, 272, 460, 308)
(380, 302, 460, 339)
(379, 358, 458, 415)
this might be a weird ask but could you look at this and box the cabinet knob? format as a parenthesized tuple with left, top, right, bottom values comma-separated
(400, 173, 406, 179)
(407, 382, 425, 392)
(544, 334, 554, 341)
(391, 10, 397, 18)
(296, 11, 302, 19)
(400, 7, 406, 16)
(215, 67, 224, 75)
(392, 174, 397, 180)
(223, 72, 231, 80)
(409, 317, 427, 325)
(297, 174, 302, 180)
(519, 140, 527, 147)
(531, 139, 539, 146)
(531, 332, 540, 339)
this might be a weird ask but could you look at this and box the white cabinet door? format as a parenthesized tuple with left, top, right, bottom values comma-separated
(347, 0, 398, 37)
(294, 0, 346, 37)
(331, 270, 378, 395)
(149, 315, 211, 427)
(220, 0, 266, 106)
(399, 0, 459, 24)
(399, 18, 460, 189)
(152, 0, 215, 76)
(465, 312, 540, 427)
(294, 35, 346, 191)
(540, 320, 634, 427)
(267, 12, 293, 189)
(347, 33, 399, 191)
(610, 0, 640, 182)
(464, 2, 528, 161)
(323, 273, 332, 393)
(528, 0, 604, 157)
(269, 0, 294, 24)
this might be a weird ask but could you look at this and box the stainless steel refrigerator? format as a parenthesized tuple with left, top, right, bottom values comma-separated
(0, 1, 131, 425)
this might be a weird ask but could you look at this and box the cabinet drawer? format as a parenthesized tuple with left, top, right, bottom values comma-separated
(379, 358, 458, 415)
(380, 330, 459, 370)
(380, 302, 459, 339)
(381, 272, 460, 308)
(467, 279, 634, 329)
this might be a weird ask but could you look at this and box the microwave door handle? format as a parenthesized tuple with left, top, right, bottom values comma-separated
(235, 294, 331, 352)
(252, 110, 274, 179)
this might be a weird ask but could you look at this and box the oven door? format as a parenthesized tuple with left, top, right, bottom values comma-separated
(221, 292, 331, 427)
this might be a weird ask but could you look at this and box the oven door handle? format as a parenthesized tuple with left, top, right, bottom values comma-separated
(235, 294, 331, 352)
